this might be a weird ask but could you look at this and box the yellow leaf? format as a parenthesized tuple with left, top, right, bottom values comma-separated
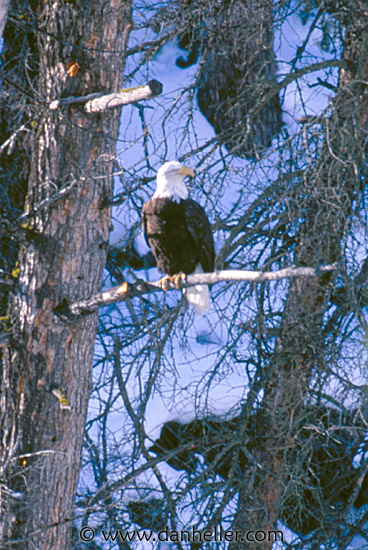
(12, 268, 20, 278)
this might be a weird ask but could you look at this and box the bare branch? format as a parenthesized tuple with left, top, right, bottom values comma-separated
(55, 264, 337, 318)
(276, 59, 349, 93)
(0, 124, 29, 154)
(0, 0, 10, 45)
(49, 80, 163, 112)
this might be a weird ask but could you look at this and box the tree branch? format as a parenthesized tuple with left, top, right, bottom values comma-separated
(54, 264, 337, 319)
(0, 0, 10, 45)
(276, 59, 349, 94)
(49, 80, 163, 111)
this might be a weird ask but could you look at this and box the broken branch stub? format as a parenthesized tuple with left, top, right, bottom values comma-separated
(85, 80, 163, 113)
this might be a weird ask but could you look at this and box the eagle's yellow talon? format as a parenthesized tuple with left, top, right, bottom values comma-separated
(158, 273, 186, 291)
(173, 272, 186, 289)
(158, 276, 170, 291)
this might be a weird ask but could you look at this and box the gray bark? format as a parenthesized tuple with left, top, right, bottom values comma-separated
(0, 1, 133, 548)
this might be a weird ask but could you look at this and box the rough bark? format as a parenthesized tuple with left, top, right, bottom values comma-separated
(0, 0, 132, 548)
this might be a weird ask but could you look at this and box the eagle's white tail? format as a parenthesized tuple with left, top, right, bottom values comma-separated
(183, 264, 210, 315)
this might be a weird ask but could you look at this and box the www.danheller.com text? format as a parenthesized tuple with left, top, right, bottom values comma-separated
(79, 525, 284, 543)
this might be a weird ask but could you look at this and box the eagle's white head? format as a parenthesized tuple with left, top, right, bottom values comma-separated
(153, 161, 194, 203)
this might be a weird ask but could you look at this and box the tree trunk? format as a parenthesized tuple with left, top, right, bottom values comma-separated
(0, 1, 132, 548)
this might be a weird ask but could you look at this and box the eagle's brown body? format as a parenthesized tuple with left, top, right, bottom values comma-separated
(142, 197, 214, 276)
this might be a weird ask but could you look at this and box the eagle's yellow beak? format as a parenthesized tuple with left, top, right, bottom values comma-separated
(180, 166, 194, 178)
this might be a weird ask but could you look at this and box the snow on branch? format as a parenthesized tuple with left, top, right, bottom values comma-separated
(49, 80, 163, 112)
(55, 264, 337, 320)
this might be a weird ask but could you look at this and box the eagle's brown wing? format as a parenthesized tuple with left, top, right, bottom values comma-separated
(184, 198, 215, 273)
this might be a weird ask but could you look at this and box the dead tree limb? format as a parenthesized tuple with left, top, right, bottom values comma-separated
(56, 264, 337, 318)
(49, 80, 163, 111)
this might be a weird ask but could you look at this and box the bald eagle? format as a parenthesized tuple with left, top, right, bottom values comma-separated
(142, 161, 214, 315)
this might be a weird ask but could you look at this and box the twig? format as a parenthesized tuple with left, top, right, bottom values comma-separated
(0, 124, 28, 154)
